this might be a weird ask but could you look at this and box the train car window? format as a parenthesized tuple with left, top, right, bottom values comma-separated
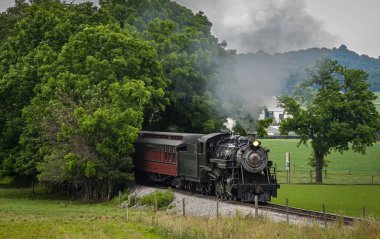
(214, 146, 223, 158)
(177, 145, 187, 151)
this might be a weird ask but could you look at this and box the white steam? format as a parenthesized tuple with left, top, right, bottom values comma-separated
(223, 117, 236, 132)
(175, 0, 337, 54)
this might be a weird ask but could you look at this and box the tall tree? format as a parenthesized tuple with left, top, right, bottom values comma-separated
(0, 0, 110, 178)
(279, 59, 380, 183)
(101, 0, 234, 133)
(23, 24, 166, 200)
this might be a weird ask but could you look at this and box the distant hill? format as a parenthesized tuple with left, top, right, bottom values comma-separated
(237, 45, 380, 92)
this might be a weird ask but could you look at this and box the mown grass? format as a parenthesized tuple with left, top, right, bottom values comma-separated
(272, 184, 380, 217)
(0, 187, 379, 239)
(261, 139, 380, 184)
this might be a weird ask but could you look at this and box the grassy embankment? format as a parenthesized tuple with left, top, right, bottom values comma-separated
(0, 187, 379, 239)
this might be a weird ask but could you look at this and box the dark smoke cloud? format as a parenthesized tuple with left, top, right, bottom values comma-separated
(176, 0, 338, 54)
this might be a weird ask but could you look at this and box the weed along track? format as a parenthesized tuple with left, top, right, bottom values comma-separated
(133, 184, 365, 226)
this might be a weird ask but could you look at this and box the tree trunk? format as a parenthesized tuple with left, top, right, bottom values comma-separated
(314, 150, 324, 183)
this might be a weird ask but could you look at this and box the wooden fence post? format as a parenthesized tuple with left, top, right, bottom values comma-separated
(154, 191, 158, 211)
(126, 198, 129, 221)
(182, 198, 186, 216)
(254, 195, 258, 218)
(310, 170, 312, 183)
(286, 198, 289, 225)
(322, 204, 327, 228)
(362, 207, 366, 218)
(216, 200, 219, 218)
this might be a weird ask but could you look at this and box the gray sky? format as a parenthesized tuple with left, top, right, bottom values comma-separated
(1, 0, 379, 57)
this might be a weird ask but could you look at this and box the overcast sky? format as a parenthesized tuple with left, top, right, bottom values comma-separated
(1, 0, 379, 57)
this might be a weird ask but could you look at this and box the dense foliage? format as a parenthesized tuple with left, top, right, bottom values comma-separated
(0, 0, 232, 199)
(101, 0, 234, 132)
(279, 59, 380, 183)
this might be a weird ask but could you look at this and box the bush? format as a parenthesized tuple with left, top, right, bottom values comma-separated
(138, 189, 175, 209)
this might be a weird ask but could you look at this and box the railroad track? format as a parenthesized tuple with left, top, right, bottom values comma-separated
(262, 203, 360, 225)
(134, 184, 363, 225)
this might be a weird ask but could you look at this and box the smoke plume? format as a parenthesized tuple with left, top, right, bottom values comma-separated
(223, 118, 236, 132)
(175, 0, 338, 132)
(175, 0, 337, 54)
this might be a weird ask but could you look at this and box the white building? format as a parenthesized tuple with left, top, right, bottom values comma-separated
(259, 96, 289, 126)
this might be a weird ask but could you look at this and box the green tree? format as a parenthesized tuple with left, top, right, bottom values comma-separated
(279, 59, 380, 183)
(0, 0, 111, 178)
(101, 0, 233, 133)
(0, 0, 30, 44)
(22, 24, 166, 199)
(256, 118, 274, 138)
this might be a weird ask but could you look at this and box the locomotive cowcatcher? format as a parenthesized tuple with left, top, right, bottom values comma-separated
(134, 131, 279, 202)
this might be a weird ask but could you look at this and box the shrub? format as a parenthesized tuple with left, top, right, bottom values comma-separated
(138, 189, 175, 209)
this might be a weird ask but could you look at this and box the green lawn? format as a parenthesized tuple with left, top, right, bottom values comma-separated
(261, 139, 380, 183)
(272, 184, 380, 218)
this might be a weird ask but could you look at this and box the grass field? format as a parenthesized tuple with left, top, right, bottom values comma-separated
(0, 188, 164, 239)
(1, 187, 379, 239)
(272, 184, 380, 217)
(261, 139, 380, 184)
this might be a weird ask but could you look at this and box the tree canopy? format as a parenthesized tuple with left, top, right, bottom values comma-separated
(279, 59, 380, 183)
(0, 0, 234, 199)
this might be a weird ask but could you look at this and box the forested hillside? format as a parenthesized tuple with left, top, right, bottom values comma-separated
(238, 44, 380, 93)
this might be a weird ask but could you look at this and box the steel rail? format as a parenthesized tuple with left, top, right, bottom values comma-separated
(135, 183, 363, 225)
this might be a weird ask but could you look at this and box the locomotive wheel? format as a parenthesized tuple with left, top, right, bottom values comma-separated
(172, 178, 182, 189)
(215, 181, 224, 198)
(205, 182, 213, 195)
(196, 183, 202, 193)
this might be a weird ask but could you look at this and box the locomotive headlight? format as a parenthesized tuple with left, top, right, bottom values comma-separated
(252, 140, 260, 147)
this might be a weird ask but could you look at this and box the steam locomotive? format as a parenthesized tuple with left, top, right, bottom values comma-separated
(134, 131, 279, 202)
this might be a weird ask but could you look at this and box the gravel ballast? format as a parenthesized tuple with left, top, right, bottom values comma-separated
(130, 185, 321, 226)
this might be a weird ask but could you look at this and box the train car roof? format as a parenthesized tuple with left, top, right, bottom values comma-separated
(198, 132, 231, 142)
(136, 131, 204, 147)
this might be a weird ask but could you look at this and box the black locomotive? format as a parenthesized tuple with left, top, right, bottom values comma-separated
(134, 131, 279, 202)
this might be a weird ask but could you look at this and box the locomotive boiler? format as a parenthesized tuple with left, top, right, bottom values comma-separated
(134, 131, 279, 202)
